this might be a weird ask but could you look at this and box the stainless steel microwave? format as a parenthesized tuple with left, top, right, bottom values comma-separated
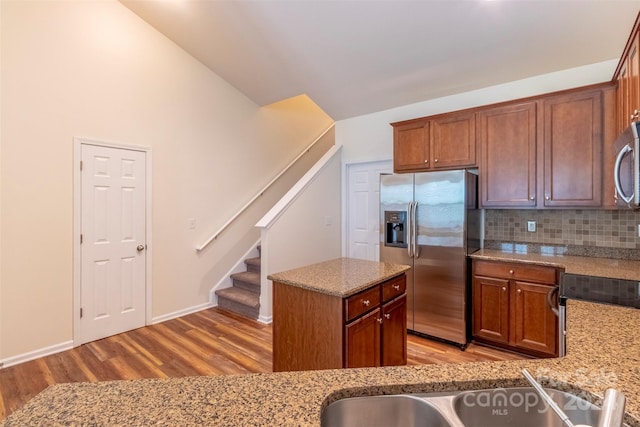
(614, 121, 640, 209)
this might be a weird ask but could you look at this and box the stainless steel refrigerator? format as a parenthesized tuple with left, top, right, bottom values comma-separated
(379, 169, 480, 347)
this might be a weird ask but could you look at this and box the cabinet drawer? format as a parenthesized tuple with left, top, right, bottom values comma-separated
(474, 260, 557, 285)
(381, 274, 406, 302)
(345, 286, 381, 322)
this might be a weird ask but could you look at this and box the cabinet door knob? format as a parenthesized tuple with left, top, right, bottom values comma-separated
(392, 284, 400, 291)
(363, 300, 370, 307)
(529, 195, 535, 201)
(502, 286, 507, 291)
(545, 195, 550, 200)
(509, 270, 514, 275)
(377, 318, 383, 324)
(517, 289, 522, 294)
(384, 313, 391, 319)
(424, 160, 429, 163)
(434, 159, 439, 163)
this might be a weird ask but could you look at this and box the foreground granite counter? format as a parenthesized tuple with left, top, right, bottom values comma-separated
(471, 248, 640, 281)
(267, 257, 411, 297)
(4, 300, 640, 426)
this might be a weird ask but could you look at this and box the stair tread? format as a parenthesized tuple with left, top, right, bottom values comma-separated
(245, 257, 261, 266)
(230, 271, 260, 285)
(215, 287, 260, 308)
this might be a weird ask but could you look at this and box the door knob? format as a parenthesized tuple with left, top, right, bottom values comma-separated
(137, 245, 145, 252)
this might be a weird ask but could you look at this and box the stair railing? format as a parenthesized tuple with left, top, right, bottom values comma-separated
(196, 124, 334, 252)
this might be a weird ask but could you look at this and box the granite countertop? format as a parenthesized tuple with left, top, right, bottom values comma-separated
(267, 257, 411, 297)
(471, 249, 640, 281)
(3, 299, 640, 426)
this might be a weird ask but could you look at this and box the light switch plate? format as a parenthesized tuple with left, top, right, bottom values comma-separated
(527, 221, 536, 232)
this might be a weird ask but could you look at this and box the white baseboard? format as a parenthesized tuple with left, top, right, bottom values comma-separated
(0, 340, 74, 369)
(151, 301, 215, 324)
(258, 314, 273, 324)
(209, 239, 261, 304)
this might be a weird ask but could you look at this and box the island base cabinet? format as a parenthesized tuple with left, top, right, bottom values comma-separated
(273, 274, 407, 372)
(381, 294, 408, 366)
(345, 294, 408, 368)
(345, 308, 381, 368)
(272, 282, 344, 372)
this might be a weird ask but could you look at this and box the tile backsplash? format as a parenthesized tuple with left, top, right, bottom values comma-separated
(484, 209, 640, 250)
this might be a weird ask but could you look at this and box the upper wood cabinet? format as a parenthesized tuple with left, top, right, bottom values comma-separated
(479, 102, 537, 208)
(393, 121, 429, 171)
(542, 89, 603, 207)
(392, 111, 476, 172)
(614, 14, 640, 135)
(477, 85, 611, 209)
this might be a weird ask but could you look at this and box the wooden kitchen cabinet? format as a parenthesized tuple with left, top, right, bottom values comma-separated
(614, 13, 640, 135)
(380, 293, 407, 366)
(393, 120, 429, 172)
(542, 89, 603, 207)
(344, 293, 407, 368)
(345, 307, 381, 368)
(479, 102, 537, 207)
(273, 273, 407, 372)
(472, 260, 559, 358)
(477, 84, 610, 209)
(392, 111, 476, 172)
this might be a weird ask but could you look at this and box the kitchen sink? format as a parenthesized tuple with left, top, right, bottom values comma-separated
(320, 394, 452, 427)
(321, 387, 622, 427)
(452, 387, 601, 427)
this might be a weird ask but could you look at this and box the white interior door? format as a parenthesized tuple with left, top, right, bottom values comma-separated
(80, 144, 147, 344)
(346, 160, 392, 261)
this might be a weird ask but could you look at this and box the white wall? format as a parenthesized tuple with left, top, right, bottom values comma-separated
(335, 60, 617, 164)
(0, 0, 332, 361)
(259, 147, 343, 321)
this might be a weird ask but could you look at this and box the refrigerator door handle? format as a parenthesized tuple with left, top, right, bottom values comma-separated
(407, 202, 413, 258)
(413, 201, 420, 258)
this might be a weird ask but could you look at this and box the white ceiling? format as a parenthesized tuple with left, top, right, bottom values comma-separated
(120, 0, 640, 120)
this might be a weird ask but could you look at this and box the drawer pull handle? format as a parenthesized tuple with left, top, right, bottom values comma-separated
(384, 313, 391, 319)
(392, 284, 400, 291)
(363, 300, 370, 307)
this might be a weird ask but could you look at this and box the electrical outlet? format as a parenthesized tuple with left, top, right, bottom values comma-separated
(527, 221, 536, 233)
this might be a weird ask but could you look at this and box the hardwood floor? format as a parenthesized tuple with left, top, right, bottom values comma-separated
(0, 307, 526, 420)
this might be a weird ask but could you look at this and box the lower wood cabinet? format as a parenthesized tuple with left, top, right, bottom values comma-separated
(273, 274, 407, 372)
(472, 260, 559, 358)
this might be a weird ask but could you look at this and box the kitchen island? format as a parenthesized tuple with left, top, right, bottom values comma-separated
(3, 299, 640, 426)
(268, 258, 411, 371)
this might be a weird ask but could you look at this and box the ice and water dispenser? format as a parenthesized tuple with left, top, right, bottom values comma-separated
(384, 210, 407, 248)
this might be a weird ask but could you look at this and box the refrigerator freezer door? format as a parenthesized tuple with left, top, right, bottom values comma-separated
(380, 173, 415, 330)
(413, 170, 469, 345)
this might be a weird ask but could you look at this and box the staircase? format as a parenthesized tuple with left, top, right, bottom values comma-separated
(215, 246, 261, 319)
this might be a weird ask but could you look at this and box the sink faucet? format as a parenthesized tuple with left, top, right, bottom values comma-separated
(522, 369, 626, 427)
